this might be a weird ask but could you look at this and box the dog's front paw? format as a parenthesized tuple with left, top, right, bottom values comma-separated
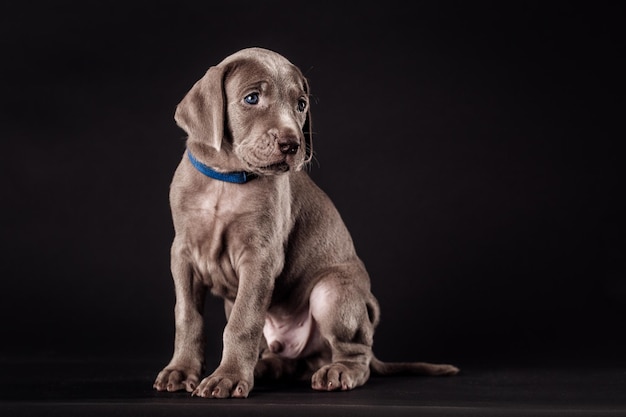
(311, 362, 367, 391)
(154, 366, 201, 393)
(192, 370, 253, 399)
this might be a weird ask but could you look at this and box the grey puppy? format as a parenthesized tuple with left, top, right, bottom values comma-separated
(153, 47, 459, 399)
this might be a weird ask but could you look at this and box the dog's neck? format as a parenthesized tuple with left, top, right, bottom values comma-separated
(186, 148, 257, 184)
(187, 148, 258, 184)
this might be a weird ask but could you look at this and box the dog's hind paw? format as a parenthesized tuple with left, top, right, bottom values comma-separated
(311, 362, 368, 391)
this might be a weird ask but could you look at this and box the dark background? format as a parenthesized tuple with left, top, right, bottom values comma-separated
(1, 1, 624, 371)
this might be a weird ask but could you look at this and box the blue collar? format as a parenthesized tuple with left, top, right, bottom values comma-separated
(187, 149, 257, 184)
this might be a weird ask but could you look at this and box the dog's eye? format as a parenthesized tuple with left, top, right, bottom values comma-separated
(297, 99, 307, 112)
(244, 93, 260, 105)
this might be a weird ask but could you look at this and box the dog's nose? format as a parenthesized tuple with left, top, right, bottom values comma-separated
(279, 140, 300, 155)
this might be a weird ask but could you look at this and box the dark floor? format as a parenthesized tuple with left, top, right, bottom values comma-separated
(2, 355, 626, 417)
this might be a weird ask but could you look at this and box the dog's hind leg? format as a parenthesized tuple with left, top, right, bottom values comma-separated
(308, 267, 379, 391)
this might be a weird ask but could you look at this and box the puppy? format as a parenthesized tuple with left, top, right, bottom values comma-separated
(154, 47, 458, 398)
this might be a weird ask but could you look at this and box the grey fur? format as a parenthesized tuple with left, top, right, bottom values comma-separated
(153, 47, 459, 398)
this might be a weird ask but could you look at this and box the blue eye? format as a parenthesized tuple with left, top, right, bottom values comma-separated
(244, 93, 259, 105)
(297, 99, 307, 112)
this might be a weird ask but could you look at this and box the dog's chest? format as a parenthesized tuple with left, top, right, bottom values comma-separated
(186, 191, 252, 280)
(178, 179, 290, 296)
(190, 180, 248, 214)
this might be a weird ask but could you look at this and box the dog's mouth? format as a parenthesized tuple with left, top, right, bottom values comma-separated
(259, 161, 290, 173)
(270, 161, 290, 171)
(240, 156, 292, 175)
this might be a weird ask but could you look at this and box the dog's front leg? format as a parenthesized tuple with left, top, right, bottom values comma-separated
(193, 260, 275, 399)
(154, 253, 206, 392)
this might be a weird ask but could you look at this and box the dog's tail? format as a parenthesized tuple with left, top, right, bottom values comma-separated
(369, 355, 460, 377)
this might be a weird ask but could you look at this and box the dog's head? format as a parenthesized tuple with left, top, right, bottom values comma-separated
(175, 47, 313, 175)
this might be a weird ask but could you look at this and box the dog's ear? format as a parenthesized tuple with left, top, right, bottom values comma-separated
(174, 65, 227, 152)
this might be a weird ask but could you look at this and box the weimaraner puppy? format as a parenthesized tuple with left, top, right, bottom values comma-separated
(153, 47, 459, 398)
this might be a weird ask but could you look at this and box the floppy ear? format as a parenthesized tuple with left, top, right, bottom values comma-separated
(174, 65, 227, 152)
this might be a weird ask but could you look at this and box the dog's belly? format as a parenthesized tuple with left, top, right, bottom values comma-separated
(263, 306, 322, 359)
(262, 282, 333, 359)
